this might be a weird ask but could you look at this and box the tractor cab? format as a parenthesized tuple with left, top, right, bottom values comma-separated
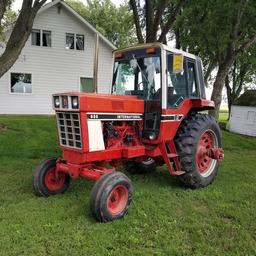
(112, 43, 207, 141)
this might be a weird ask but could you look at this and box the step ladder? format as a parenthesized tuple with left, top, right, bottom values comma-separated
(159, 140, 185, 176)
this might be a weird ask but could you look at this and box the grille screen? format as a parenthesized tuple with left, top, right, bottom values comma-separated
(56, 112, 82, 149)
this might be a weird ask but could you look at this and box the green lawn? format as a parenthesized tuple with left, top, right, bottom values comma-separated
(219, 111, 229, 123)
(0, 116, 255, 256)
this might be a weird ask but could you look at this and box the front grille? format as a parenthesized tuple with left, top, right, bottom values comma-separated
(56, 112, 82, 149)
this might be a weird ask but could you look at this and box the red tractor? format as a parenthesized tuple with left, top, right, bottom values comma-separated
(33, 43, 224, 222)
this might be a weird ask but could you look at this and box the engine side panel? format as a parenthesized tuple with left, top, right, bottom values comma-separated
(87, 120, 105, 152)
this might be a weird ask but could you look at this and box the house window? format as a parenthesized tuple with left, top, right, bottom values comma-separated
(31, 29, 40, 46)
(80, 77, 94, 92)
(66, 33, 84, 50)
(66, 33, 74, 49)
(31, 29, 51, 47)
(10, 73, 32, 94)
(76, 34, 84, 50)
(42, 30, 51, 47)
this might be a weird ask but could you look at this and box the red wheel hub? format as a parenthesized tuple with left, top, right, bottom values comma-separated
(107, 185, 129, 215)
(196, 131, 215, 174)
(44, 167, 65, 191)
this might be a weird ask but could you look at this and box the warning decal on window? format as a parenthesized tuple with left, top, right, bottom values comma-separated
(173, 54, 184, 74)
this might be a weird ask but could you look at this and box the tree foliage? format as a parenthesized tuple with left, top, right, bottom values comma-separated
(225, 48, 256, 117)
(0, 2, 16, 43)
(67, 0, 136, 47)
(129, 0, 186, 43)
(0, 0, 47, 78)
(177, 0, 256, 118)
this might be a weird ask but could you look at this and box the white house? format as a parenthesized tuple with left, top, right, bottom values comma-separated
(0, 0, 116, 114)
(229, 90, 256, 137)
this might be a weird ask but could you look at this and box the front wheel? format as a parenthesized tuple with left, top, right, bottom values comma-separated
(175, 113, 222, 188)
(33, 158, 70, 196)
(90, 172, 133, 222)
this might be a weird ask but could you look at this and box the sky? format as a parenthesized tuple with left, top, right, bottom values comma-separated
(12, 0, 124, 11)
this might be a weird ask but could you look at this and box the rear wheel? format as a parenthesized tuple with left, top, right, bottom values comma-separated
(175, 113, 222, 188)
(33, 158, 70, 196)
(125, 158, 156, 174)
(90, 172, 133, 222)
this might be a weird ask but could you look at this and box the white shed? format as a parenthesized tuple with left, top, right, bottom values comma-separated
(0, 0, 116, 114)
(228, 90, 256, 137)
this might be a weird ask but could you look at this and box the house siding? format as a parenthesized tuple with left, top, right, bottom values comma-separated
(229, 105, 256, 137)
(0, 4, 114, 114)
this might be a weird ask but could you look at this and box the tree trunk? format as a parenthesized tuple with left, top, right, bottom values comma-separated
(224, 75, 232, 119)
(209, 55, 236, 119)
(129, 0, 144, 44)
(175, 27, 181, 49)
(158, 0, 185, 43)
(0, 0, 47, 78)
(0, 0, 9, 22)
(145, 0, 154, 42)
(204, 60, 216, 86)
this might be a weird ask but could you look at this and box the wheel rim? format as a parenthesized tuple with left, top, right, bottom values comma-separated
(44, 167, 65, 191)
(107, 185, 129, 215)
(196, 130, 218, 177)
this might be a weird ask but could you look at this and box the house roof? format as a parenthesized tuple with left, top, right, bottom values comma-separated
(234, 90, 256, 107)
(38, 0, 116, 50)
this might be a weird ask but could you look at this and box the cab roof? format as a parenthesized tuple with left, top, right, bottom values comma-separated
(113, 42, 197, 60)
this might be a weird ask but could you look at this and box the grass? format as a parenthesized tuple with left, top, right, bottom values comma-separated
(219, 111, 229, 123)
(0, 115, 256, 256)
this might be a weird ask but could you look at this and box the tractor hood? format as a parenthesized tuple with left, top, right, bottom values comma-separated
(52, 92, 144, 114)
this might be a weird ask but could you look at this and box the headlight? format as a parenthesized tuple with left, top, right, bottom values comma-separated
(71, 96, 79, 109)
(54, 96, 60, 108)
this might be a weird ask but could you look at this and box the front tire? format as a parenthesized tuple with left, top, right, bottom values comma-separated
(33, 158, 70, 196)
(175, 113, 222, 188)
(90, 172, 133, 222)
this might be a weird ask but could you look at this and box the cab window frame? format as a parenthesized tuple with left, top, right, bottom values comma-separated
(166, 53, 200, 109)
(186, 59, 200, 99)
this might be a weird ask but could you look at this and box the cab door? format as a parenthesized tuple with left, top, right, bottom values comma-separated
(143, 98, 162, 140)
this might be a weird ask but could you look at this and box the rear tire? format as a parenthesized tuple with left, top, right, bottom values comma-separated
(33, 158, 70, 196)
(175, 113, 222, 188)
(125, 158, 156, 174)
(90, 172, 133, 222)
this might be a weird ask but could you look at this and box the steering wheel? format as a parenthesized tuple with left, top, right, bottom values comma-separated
(135, 81, 144, 90)
(173, 96, 184, 107)
(150, 86, 156, 96)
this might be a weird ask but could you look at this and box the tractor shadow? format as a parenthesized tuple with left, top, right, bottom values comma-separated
(64, 166, 186, 223)
(123, 166, 183, 189)
(24, 166, 187, 223)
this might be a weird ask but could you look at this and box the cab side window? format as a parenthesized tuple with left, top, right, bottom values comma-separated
(167, 55, 188, 107)
(187, 61, 199, 98)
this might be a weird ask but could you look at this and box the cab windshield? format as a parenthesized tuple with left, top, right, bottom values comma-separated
(112, 53, 161, 100)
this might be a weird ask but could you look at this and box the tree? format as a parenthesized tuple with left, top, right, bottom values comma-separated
(0, 0, 47, 78)
(225, 48, 256, 118)
(177, 0, 256, 118)
(129, 0, 186, 43)
(67, 0, 136, 47)
(0, 4, 16, 44)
